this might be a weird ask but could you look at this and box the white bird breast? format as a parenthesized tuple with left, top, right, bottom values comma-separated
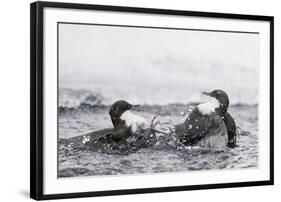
(120, 110, 148, 133)
(197, 98, 220, 115)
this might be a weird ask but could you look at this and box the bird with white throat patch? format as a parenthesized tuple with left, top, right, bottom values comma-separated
(109, 100, 147, 134)
(175, 89, 237, 148)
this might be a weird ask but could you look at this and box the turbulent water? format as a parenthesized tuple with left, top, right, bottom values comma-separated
(58, 91, 258, 178)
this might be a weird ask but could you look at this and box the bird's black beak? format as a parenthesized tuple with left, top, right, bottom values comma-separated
(202, 91, 211, 96)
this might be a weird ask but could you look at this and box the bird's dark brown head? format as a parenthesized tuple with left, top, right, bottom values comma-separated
(203, 89, 229, 114)
(109, 100, 138, 129)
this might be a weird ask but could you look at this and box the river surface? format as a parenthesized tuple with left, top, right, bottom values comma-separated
(58, 103, 258, 178)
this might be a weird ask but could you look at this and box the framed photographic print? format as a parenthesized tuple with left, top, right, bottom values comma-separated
(30, 1, 274, 200)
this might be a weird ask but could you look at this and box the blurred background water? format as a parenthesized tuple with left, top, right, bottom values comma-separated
(59, 23, 259, 106)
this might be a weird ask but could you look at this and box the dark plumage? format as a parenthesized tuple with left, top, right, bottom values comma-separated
(109, 100, 133, 130)
(175, 89, 237, 148)
(61, 100, 154, 153)
(175, 108, 227, 146)
(223, 112, 237, 147)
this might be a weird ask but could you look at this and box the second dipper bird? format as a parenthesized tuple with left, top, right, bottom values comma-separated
(175, 89, 237, 148)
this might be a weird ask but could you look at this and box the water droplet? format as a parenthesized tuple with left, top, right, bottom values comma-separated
(180, 112, 186, 116)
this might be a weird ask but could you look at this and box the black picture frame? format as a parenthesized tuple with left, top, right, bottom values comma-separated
(30, 1, 274, 200)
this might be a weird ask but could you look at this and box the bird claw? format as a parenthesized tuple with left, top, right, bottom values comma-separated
(150, 116, 160, 129)
(150, 116, 156, 127)
(149, 116, 169, 136)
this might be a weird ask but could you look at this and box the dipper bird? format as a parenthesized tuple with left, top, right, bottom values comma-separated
(175, 89, 237, 148)
(109, 100, 147, 133)
(61, 100, 154, 153)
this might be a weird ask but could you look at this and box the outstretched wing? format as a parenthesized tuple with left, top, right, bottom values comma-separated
(59, 126, 155, 152)
(59, 127, 131, 150)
